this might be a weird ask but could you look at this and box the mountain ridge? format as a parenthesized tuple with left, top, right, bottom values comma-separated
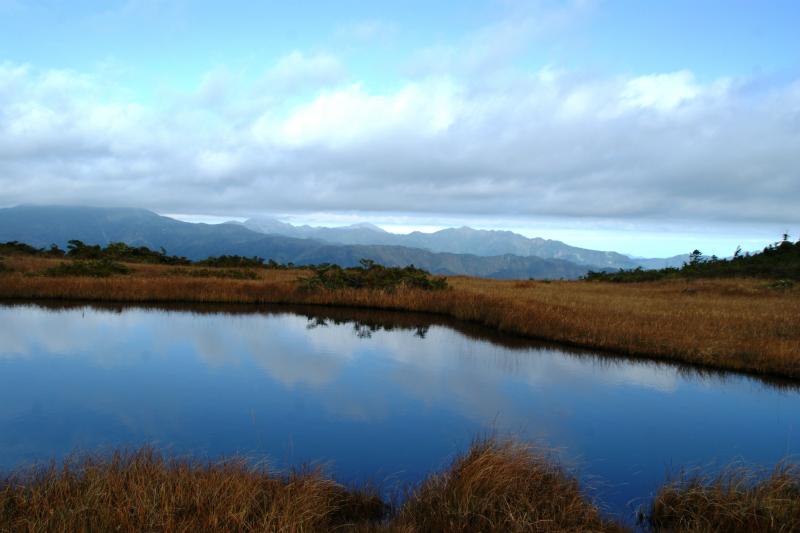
(0, 205, 601, 279)
(242, 216, 686, 269)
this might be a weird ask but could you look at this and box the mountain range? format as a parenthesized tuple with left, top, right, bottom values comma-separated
(0, 205, 685, 279)
(240, 217, 686, 270)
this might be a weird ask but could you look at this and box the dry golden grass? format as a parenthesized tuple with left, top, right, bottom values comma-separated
(0, 449, 383, 533)
(647, 464, 800, 532)
(0, 439, 622, 533)
(392, 438, 624, 533)
(1, 256, 799, 379)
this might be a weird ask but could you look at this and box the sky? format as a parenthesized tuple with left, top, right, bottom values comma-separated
(0, 0, 798, 257)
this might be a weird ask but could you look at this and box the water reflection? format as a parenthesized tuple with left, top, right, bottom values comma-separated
(1, 301, 799, 522)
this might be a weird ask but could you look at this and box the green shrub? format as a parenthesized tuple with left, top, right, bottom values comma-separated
(195, 255, 265, 268)
(0, 241, 64, 257)
(66, 240, 189, 265)
(585, 236, 800, 282)
(299, 259, 447, 292)
(170, 268, 259, 280)
(766, 279, 795, 291)
(43, 259, 131, 278)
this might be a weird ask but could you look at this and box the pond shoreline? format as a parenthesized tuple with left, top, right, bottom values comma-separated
(0, 257, 798, 380)
(3, 437, 798, 532)
(4, 296, 799, 392)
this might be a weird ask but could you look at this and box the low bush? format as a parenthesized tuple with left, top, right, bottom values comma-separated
(169, 268, 259, 280)
(586, 236, 800, 283)
(299, 259, 448, 292)
(196, 255, 266, 268)
(66, 240, 190, 265)
(43, 259, 131, 278)
(0, 241, 64, 257)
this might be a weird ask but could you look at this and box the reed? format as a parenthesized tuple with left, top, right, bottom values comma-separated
(0, 256, 799, 379)
(646, 463, 800, 532)
(0, 438, 622, 533)
(392, 438, 624, 532)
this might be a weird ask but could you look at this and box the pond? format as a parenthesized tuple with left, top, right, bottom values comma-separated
(1, 301, 798, 521)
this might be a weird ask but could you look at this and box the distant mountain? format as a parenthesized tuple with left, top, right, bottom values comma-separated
(244, 216, 393, 246)
(242, 217, 686, 269)
(0, 206, 597, 279)
(631, 256, 690, 270)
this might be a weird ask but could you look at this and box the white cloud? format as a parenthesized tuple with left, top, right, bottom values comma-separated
(0, 57, 798, 229)
(260, 79, 459, 147)
(261, 51, 346, 93)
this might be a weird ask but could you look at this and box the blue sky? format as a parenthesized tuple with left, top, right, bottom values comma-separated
(3, 1, 796, 86)
(1, 0, 798, 256)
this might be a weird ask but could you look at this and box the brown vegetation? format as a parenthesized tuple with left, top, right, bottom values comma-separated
(0, 256, 799, 379)
(0, 438, 621, 533)
(393, 439, 624, 533)
(647, 464, 800, 532)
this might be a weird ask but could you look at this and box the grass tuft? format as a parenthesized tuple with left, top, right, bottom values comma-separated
(646, 463, 800, 532)
(0, 447, 384, 532)
(0, 438, 624, 532)
(394, 437, 624, 532)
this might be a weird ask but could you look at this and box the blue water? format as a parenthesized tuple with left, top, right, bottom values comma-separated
(1, 302, 798, 521)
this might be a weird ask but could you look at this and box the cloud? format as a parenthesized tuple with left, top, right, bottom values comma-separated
(260, 51, 346, 93)
(407, 0, 595, 77)
(0, 54, 798, 227)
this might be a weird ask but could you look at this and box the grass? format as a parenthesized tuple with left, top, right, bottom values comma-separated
(393, 439, 624, 532)
(0, 255, 798, 379)
(646, 463, 800, 532)
(0, 438, 622, 533)
(6, 436, 797, 532)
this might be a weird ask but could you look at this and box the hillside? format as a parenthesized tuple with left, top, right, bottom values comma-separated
(0, 206, 594, 279)
(243, 216, 686, 269)
(585, 237, 800, 282)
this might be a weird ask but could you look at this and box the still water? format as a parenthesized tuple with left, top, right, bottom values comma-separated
(1, 301, 798, 520)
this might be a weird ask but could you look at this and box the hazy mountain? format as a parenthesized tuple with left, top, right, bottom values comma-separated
(244, 216, 393, 246)
(0, 206, 597, 279)
(242, 217, 687, 269)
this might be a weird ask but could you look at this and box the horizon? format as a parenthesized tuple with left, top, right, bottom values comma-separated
(162, 210, 780, 259)
(1, 1, 798, 257)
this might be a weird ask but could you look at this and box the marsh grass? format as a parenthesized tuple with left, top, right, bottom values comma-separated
(1, 256, 799, 379)
(393, 438, 624, 533)
(646, 464, 800, 532)
(0, 448, 384, 532)
(0, 438, 621, 533)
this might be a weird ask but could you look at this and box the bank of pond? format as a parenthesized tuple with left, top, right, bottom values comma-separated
(1, 302, 800, 531)
(3, 437, 798, 532)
